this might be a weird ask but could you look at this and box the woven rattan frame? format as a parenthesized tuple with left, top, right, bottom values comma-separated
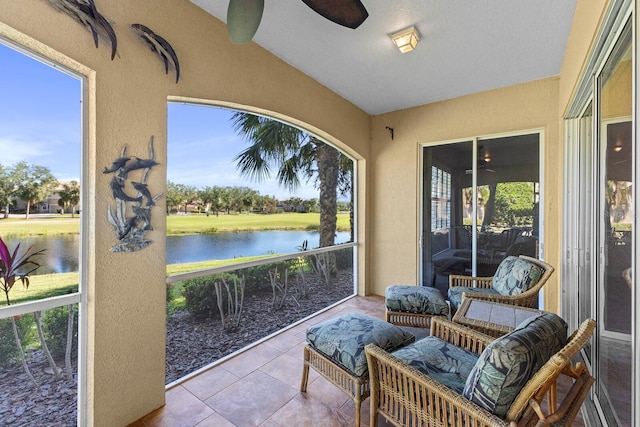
(385, 311, 445, 328)
(365, 317, 595, 427)
(300, 343, 370, 426)
(449, 255, 555, 313)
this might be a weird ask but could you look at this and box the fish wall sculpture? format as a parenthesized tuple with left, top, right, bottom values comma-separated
(104, 137, 163, 252)
(131, 23, 181, 84)
(47, 0, 117, 60)
(45, 1, 182, 83)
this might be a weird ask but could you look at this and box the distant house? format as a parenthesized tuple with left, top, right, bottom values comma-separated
(14, 182, 80, 214)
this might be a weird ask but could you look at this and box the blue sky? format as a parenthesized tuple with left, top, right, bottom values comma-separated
(0, 43, 319, 200)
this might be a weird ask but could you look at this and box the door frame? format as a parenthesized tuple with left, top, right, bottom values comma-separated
(418, 128, 545, 299)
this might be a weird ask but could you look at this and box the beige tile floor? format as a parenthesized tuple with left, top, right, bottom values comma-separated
(129, 295, 585, 427)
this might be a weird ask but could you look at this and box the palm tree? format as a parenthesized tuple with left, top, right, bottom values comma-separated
(230, 112, 350, 248)
(58, 180, 81, 217)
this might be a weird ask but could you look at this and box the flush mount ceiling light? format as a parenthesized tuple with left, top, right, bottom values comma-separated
(390, 25, 419, 53)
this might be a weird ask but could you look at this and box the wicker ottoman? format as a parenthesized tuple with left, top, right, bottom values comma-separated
(385, 285, 449, 328)
(300, 312, 414, 426)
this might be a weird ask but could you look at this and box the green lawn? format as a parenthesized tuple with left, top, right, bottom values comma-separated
(166, 212, 351, 235)
(0, 212, 351, 237)
(1, 272, 79, 306)
(0, 215, 81, 237)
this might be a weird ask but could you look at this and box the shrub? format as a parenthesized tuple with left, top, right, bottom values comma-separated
(0, 316, 35, 367)
(166, 283, 174, 304)
(42, 305, 78, 361)
(182, 273, 237, 318)
(334, 248, 353, 270)
(242, 261, 295, 292)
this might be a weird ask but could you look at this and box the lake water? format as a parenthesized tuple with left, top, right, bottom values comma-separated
(12, 231, 351, 274)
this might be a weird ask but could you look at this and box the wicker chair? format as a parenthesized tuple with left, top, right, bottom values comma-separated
(448, 255, 554, 313)
(365, 317, 595, 427)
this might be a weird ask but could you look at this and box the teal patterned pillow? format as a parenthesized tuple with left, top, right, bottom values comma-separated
(386, 285, 449, 316)
(392, 336, 479, 393)
(462, 312, 567, 418)
(306, 313, 415, 377)
(491, 256, 544, 296)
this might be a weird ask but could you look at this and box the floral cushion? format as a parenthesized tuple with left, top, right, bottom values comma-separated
(491, 256, 544, 296)
(462, 312, 568, 418)
(447, 287, 500, 310)
(386, 285, 449, 316)
(392, 336, 478, 393)
(306, 313, 415, 378)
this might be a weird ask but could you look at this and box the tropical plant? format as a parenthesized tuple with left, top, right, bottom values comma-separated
(57, 180, 81, 217)
(230, 112, 352, 249)
(0, 236, 46, 385)
(0, 237, 45, 305)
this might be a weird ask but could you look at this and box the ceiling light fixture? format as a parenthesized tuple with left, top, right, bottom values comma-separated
(390, 26, 419, 53)
(614, 137, 623, 152)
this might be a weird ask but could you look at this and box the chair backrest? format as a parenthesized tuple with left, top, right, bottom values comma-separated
(505, 318, 596, 423)
(496, 228, 527, 250)
(462, 312, 569, 418)
(491, 255, 553, 296)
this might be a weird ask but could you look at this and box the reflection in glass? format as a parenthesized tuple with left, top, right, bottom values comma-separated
(578, 102, 593, 363)
(423, 135, 540, 294)
(596, 19, 632, 427)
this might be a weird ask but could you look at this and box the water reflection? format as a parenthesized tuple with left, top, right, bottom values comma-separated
(11, 231, 351, 274)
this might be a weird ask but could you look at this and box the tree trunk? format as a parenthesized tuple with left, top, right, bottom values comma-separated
(64, 304, 75, 378)
(316, 141, 340, 277)
(11, 316, 39, 387)
(482, 184, 497, 231)
(3, 204, 8, 218)
(316, 141, 339, 248)
(25, 201, 31, 219)
(350, 172, 355, 242)
(34, 311, 61, 379)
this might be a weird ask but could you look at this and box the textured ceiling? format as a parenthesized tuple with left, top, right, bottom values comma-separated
(192, 1, 577, 115)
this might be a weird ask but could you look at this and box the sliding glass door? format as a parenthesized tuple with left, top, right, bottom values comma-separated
(421, 133, 541, 298)
(565, 13, 633, 426)
(595, 20, 632, 426)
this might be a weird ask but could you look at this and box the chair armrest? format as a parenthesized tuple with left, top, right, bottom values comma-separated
(365, 343, 508, 427)
(462, 287, 540, 308)
(430, 317, 494, 355)
(449, 274, 494, 289)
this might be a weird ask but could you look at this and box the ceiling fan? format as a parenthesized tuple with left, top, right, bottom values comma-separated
(226, 0, 369, 44)
(465, 146, 496, 174)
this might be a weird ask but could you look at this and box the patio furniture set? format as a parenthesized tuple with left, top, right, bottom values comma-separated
(299, 255, 595, 426)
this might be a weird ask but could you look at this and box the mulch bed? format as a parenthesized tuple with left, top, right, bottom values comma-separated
(1, 271, 354, 426)
(166, 270, 354, 383)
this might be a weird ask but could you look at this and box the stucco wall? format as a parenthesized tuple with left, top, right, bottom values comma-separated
(369, 78, 561, 310)
(558, 0, 610, 114)
(0, 1, 370, 425)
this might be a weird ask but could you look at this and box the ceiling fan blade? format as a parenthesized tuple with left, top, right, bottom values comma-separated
(301, 0, 368, 29)
(227, 0, 264, 43)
